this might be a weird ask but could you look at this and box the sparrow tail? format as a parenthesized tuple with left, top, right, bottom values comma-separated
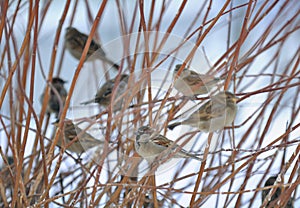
(112, 63, 120, 69)
(98, 56, 120, 70)
(80, 99, 94, 105)
(167, 122, 181, 130)
(190, 154, 203, 161)
(182, 149, 203, 161)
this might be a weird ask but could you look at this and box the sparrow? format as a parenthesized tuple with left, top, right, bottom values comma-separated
(262, 176, 294, 208)
(168, 91, 238, 132)
(52, 119, 103, 154)
(64, 27, 119, 69)
(0, 156, 15, 188)
(80, 74, 129, 111)
(135, 126, 202, 163)
(173, 64, 222, 96)
(40, 77, 68, 118)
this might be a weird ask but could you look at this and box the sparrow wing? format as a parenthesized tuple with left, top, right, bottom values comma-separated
(74, 125, 103, 146)
(89, 39, 106, 57)
(60, 87, 68, 97)
(185, 71, 220, 86)
(64, 123, 79, 142)
(96, 80, 114, 98)
(74, 29, 106, 57)
(151, 134, 174, 148)
(68, 31, 86, 51)
(182, 71, 205, 86)
(198, 100, 227, 120)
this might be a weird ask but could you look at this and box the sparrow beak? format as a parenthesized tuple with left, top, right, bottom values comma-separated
(52, 119, 60, 126)
(232, 97, 239, 102)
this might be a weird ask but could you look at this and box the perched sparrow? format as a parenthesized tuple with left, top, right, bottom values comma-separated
(135, 126, 202, 163)
(64, 27, 119, 69)
(173, 64, 222, 96)
(0, 156, 14, 172)
(168, 91, 238, 132)
(262, 176, 294, 208)
(0, 156, 17, 189)
(53, 119, 103, 154)
(40, 77, 67, 118)
(80, 74, 129, 111)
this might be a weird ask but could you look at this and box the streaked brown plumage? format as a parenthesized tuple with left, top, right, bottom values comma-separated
(53, 119, 103, 154)
(168, 91, 238, 132)
(135, 126, 202, 163)
(80, 74, 129, 111)
(173, 64, 221, 96)
(40, 77, 67, 118)
(65, 27, 119, 69)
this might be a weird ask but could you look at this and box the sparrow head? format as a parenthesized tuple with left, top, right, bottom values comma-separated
(224, 91, 239, 103)
(65, 27, 79, 36)
(174, 64, 188, 73)
(136, 126, 155, 136)
(135, 126, 156, 144)
(264, 176, 278, 187)
(214, 91, 238, 104)
(52, 77, 67, 85)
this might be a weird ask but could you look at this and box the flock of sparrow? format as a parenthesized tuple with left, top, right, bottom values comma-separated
(41, 27, 239, 162)
(37, 26, 295, 207)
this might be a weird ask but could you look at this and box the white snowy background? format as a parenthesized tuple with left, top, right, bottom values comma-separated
(1, 0, 299, 207)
